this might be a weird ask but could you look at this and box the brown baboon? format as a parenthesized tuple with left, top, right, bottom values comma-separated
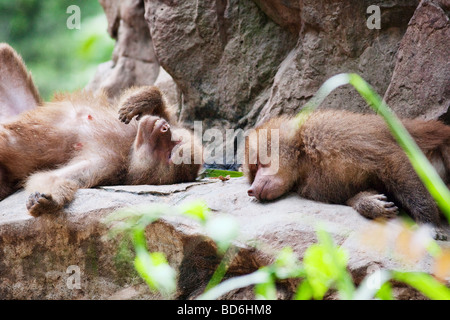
(0, 44, 202, 216)
(245, 111, 450, 240)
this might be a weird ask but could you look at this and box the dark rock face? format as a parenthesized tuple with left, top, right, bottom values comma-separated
(86, 0, 160, 99)
(249, 0, 430, 126)
(252, 0, 301, 34)
(384, 0, 450, 121)
(144, 0, 296, 128)
(89, 0, 448, 127)
(141, 0, 421, 127)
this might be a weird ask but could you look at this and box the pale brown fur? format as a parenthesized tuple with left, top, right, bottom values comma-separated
(245, 110, 450, 239)
(0, 43, 41, 120)
(0, 45, 202, 216)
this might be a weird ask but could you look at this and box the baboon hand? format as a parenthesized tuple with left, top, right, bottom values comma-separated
(118, 104, 147, 124)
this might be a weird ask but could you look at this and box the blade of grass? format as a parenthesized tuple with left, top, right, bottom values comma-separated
(295, 73, 450, 221)
(392, 271, 450, 300)
(204, 246, 240, 292)
(348, 74, 450, 220)
(353, 269, 393, 300)
(197, 269, 271, 300)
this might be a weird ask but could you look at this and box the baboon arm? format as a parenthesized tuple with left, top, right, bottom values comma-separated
(0, 43, 41, 121)
(117, 86, 174, 124)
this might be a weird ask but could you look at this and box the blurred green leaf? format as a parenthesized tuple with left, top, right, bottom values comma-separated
(132, 228, 176, 295)
(295, 280, 314, 300)
(201, 169, 244, 178)
(273, 247, 304, 279)
(180, 199, 211, 223)
(392, 271, 450, 300)
(303, 229, 354, 300)
(0, 1, 114, 100)
(134, 251, 176, 295)
(198, 270, 270, 300)
(303, 244, 334, 299)
(205, 215, 239, 254)
(376, 282, 394, 300)
(254, 273, 277, 300)
(353, 269, 392, 300)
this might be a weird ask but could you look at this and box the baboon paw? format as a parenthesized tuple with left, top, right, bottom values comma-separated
(26, 192, 60, 217)
(354, 193, 399, 220)
(118, 105, 143, 124)
(369, 194, 399, 219)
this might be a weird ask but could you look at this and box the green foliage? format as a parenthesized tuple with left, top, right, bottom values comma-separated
(198, 270, 270, 300)
(180, 200, 211, 223)
(375, 282, 394, 300)
(0, 0, 114, 100)
(106, 200, 241, 297)
(132, 228, 176, 295)
(299, 229, 354, 300)
(108, 199, 450, 300)
(200, 227, 355, 300)
(392, 271, 450, 300)
(200, 169, 244, 179)
(254, 276, 277, 300)
(106, 204, 178, 297)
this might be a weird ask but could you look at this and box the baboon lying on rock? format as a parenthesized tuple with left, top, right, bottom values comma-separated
(0, 44, 202, 217)
(245, 111, 450, 240)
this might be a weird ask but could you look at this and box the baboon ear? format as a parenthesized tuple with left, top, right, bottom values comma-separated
(0, 43, 42, 121)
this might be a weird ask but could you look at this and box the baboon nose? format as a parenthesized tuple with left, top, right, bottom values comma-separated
(247, 188, 255, 197)
(161, 123, 170, 132)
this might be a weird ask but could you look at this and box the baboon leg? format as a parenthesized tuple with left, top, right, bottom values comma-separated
(25, 156, 114, 216)
(382, 163, 440, 224)
(380, 155, 447, 240)
(0, 165, 14, 200)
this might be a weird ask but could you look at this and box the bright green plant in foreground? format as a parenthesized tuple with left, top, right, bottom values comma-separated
(199, 225, 450, 300)
(106, 200, 239, 298)
(107, 200, 450, 300)
(105, 204, 176, 296)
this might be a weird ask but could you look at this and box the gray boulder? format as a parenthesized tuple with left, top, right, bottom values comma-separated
(0, 178, 447, 299)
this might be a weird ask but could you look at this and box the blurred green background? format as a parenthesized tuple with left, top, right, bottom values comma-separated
(0, 0, 115, 100)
